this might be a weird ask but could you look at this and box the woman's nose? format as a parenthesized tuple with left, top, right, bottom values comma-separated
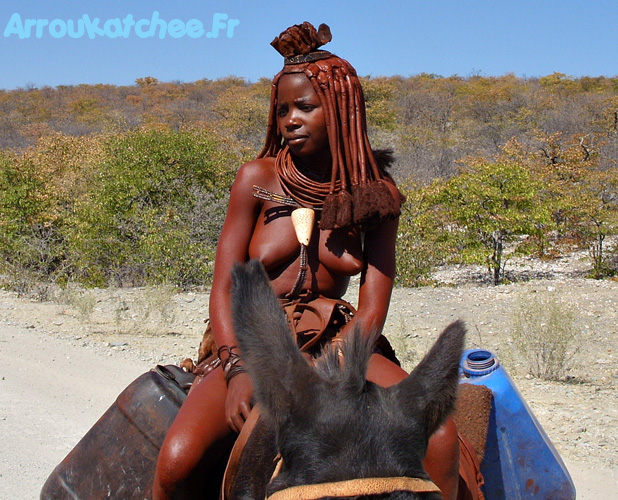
(283, 111, 301, 129)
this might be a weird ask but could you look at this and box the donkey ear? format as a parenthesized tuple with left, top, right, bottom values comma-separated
(231, 260, 319, 424)
(391, 320, 466, 440)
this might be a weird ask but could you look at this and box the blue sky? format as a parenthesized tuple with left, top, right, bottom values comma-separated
(1, 1, 617, 90)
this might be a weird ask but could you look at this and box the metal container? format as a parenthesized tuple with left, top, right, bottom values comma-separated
(40, 365, 201, 500)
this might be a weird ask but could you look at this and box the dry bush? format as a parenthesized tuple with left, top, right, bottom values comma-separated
(110, 285, 177, 335)
(511, 292, 580, 380)
(56, 285, 97, 321)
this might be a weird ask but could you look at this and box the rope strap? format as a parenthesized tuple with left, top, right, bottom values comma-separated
(266, 476, 441, 500)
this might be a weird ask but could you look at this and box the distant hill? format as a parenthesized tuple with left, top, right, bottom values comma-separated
(2, 73, 618, 182)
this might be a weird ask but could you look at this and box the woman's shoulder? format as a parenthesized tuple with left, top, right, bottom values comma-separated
(236, 157, 276, 180)
(230, 157, 277, 192)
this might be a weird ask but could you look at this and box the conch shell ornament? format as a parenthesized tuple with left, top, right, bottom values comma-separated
(291, 208, 315, 246)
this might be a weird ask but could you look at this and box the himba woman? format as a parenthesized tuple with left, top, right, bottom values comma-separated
(154, 22, 462, 500)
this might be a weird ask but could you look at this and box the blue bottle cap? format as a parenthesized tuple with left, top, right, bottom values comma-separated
(461, 349, 500, 377)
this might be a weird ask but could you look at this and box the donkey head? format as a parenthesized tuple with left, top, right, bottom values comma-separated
(231, 260, 465, 499)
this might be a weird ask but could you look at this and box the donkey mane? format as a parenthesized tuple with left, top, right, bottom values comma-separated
(230, 260, 465, 500)
(312, 325, 376, 393)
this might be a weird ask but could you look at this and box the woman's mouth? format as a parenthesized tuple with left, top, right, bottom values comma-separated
(286, 135, 307, 146)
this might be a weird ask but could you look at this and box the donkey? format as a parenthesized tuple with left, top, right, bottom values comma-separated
(228, 260, 466, 500)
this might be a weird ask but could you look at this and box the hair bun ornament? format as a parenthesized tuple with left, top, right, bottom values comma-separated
(271, 22, 332, 58)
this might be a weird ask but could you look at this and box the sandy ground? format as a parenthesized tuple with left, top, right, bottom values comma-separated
(1, 255, 617, 499)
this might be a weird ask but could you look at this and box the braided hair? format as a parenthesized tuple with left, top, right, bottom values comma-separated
(259, 22, 402, 230)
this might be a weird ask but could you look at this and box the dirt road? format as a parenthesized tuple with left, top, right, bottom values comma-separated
(1, 268, 616, 498)
(0, 322, 150, 499)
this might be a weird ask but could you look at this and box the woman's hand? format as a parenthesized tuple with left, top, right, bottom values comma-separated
(224, 371, 254, 433)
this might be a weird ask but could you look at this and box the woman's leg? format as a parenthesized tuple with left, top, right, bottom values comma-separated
(367, 354, 460, 500)
(153, 366, 231, 500)
(366, 352, 408, 386)
(424, 418, 460, 500)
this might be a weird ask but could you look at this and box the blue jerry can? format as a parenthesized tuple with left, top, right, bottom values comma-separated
(460, 349, 576, 500)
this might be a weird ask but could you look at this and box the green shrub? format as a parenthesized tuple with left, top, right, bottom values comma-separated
(0, 134, 109, 291)
(0, 150, 60, 290)
(432, 161, 551, 285)
(395, 182, 451, 286)
(64, 127, 235, 288)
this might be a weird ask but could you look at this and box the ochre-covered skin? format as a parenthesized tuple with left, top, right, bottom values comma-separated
(153, 26, 459, 500)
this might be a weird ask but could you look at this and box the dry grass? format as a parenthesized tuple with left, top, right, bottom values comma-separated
(511, 292, 580, 380)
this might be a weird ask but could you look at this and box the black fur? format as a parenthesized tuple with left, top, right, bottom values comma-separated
(230, 261, 466, 500)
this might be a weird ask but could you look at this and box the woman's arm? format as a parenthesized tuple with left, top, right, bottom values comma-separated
(341, 215, 399, 337)
(208, 159, 269, 432)
(209, 160, 266, 348)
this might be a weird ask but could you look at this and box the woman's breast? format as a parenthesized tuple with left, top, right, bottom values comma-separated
(249, 207, 364, 277)
(248, 205, 299, 268)
(308, 237, 363, 298)
(318, 229, 364, 276)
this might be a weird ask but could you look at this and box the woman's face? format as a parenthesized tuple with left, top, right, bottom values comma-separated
(276, 73, 329, 161)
